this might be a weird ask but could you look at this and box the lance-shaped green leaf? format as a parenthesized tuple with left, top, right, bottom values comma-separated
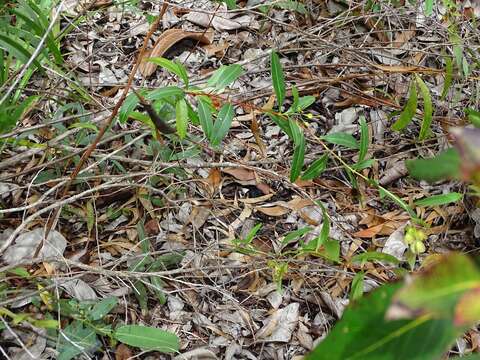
(306, 282, 460, 360)
(211, 103, 234, 146)
(301, 154, 328, 180)
(207, 64, 244, 90)
(392, 81, 417, 131)
(416, 75, 433, 141)
(290, 133, 305, 182)
(175, 98, 188, 139)
(414, 192, 463, 207)
(406, 148, 461, 183)
(114, 325, 179, 353)
(358, 116, 369, 162)
(441, 56, 453, 100)
(147, 57, 189, 87)
(322, 132, 359, 149)
(271, 51, 286, 109)
(197, 98, 213, 140)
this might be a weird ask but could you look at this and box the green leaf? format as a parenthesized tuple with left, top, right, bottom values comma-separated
(211, 103, 234, 146)
(290, 134, 305, 182)
(351, 158, 375, 171)
(441, 56, 453, 100)
(289, 118, 303, 144)
(424, 0, 433, 16)
(282, 226, 312, 245)
(322, 132, 359, 149)
(394, 253, 480, 323)
(7, 267, 30, 278)
(89, 297, 118, 321)
(296, 95, 316, 111)
(350, 271, 364, 301)
(146, 86, 184, 102)
(416, 75, 433, 141)
(58, 321, 99, 360)
(323, 239, 340, 262)
(275, 0, 308, 14)
(86, 200, 94, 234)
(68, 122, 98, 132)
(207, 64, 244, 90)
(358, 116, 369, 162)
(175, 99, 188, 139)
(147, 57, 189, 87)
(351, 251, 401, 265)
(465, 108, 480, 128)
(406, 148, 461, 183)
(114, 325, 179, 352)
(119, 91, 143, 123)
(0, 34, 43, 72)
(268, 113, 292, 138)
(379, 186, 418, 221)
(150, 276, 167, 305)
(306, 283, 459, 360)
(242, 223, 262, 244)
(392, 81, 417, 131)
(414, 192, 463, 207)
(301, 154, 328, 180)
(271, 51, 286, 109)
(197, 98, 213, 140)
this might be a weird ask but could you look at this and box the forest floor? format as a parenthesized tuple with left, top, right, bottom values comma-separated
(0, 0, 479, 359)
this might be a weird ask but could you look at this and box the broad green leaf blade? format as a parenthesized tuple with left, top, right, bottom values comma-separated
(441, 56, 453, 100)
(282, 226, 312, 245)
(414, 192, 463, 207)
(379, 186, 418, 221)
(290, 134, 305, 182)
(211, 103, 234, 146)
(147, 57, 189, 87)
(350, 271, 365, 301)
(288, 118, 303, 144)
(175, 99, 188, 139)
(268, 113, 292, 138)
(301, 154, 328, 180)
(465, 108, 480, 128)
(0, 34, 43, 71)
(90, 297, 118, 321)
(119, 91, 143, 123)
(145, 86, 184, 102)
(406, 148, 461, 183)
(322, 132, 359, 149)
(275, 0, 308, 14)
(306, 283, 459, 360)
(296, 95, 316, 111)
(416, 75, 433, 141)
(351, 251, 400, 265)
(58, 320, 99, 360)
(197, 98, 213, 140)
(424, 0, 433, 16)
(114, 325, 179, 353)
(358, 116, 369, 162)
(270, 51, 286, 109)
(207, 64, 244, 90)
(392, 82, 417, 131)
(394, 253, 480, 322)
(323, 239, 340, 262)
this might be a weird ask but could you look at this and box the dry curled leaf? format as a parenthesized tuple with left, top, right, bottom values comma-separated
(139, 29, 213, 77)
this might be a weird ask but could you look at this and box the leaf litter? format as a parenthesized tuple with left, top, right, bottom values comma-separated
(0, 0, 478, 358)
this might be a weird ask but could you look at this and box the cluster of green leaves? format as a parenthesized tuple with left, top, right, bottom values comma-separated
(119, 58, 242, 150)
(0, 0, 64, 133)
(129, 221, 184, 314)
(307, 252, 480, 360)
(391, 74, 433, 141)
(232, 203, 340, 290)
(55, 297, 179, 359)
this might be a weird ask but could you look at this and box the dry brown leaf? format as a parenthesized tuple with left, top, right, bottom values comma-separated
(393, 26, 416, 48)
(257, 205, 290, 217)
(223, 167, 255, 181)
(239, 194, 273, 204)
(251, 112, 267, 157)
(115, 344, 132, 360)
(139, 29, 213, 77)
(204, 168, 222, 196)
